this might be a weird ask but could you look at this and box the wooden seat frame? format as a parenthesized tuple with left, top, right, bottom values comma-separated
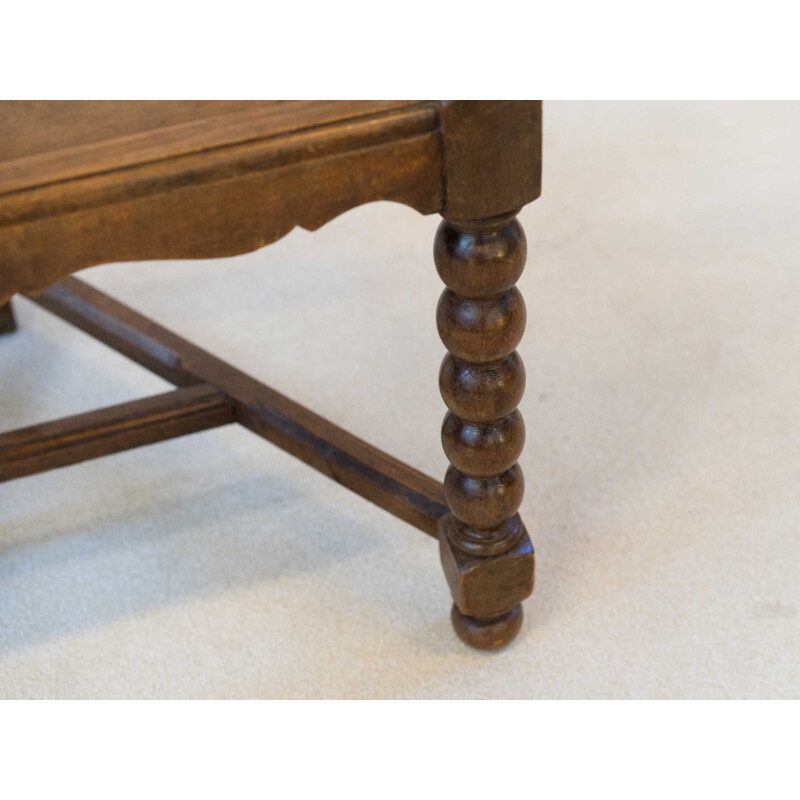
(0, 101, 542, 649)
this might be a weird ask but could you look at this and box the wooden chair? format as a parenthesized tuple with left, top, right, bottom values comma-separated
(0, 101, 542, 649)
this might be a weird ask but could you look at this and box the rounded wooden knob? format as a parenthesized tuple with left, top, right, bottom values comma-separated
(451, 603, 523, 650)
(434, 216, 526, 298)
(439, 352, 525, 423)
(441, 410, 525, 477)
(436, 287, 526, 364)
(444, 463, 524, 529)
(442, 512, 524, 556)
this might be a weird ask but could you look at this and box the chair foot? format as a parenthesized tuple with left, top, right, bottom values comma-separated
(0, 300, 17, 335)
(450, 603, 523, 650)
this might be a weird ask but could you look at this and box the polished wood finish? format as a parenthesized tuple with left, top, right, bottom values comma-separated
(451, 602, 523, 651)
(0, 102, 544, 304)
(0, 101, 442, 302)
(440, 101, 542, 220)
(1, 101, 543, 650)
(28, 278, 448, 536)
(435, 213, 535, 649)
(0, 383, 235, 482)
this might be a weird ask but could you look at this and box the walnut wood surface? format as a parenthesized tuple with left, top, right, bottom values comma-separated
(0, 101, 543, 303)
(0, 383, 235, 482)
(435, 213, 535, 649)
(0, 101, 417, 167)
(439, 101, 542, 220)
(450, 602, 523, 651)
(1, 101, 543, 651)
(0, 101, 442, 301)
(28, 278, 448, 536)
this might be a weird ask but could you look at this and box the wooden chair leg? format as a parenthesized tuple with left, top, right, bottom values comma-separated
(434, 212, 535, 650)
(0, 299, 16, 334)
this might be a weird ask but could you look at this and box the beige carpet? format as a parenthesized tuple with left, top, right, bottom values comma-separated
(1, 102, 798, 699)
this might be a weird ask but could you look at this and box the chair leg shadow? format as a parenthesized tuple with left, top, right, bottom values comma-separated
(0, 300, 17, 335)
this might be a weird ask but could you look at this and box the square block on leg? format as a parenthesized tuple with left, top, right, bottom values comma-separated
(438, 513, 535, 619)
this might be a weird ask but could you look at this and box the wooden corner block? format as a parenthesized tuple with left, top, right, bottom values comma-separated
(440, 100, 542, 220)
(438, 513, 535, 619)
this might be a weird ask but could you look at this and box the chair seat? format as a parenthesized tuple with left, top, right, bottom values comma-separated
(0, 101, 425, 194)
(0, 100, 441, 301)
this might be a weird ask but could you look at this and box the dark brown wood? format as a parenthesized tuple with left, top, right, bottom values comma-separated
(0, 101, 545, 305)
(0, 101, 544, 652)
(451, 602, 523, 651)
(0, 299, 15, 334)
(0, 101, 426, 176)
(0, 101, 443, 302)
(434, 212, 535, 649)
(28, 278, 448, 537)
(0, 383, 235, 482)
(440, 101, 542, 220)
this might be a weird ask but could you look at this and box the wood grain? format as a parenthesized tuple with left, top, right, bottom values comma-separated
(0, 101, 545, 304)
(0, 383, 235, 482)
(434, 212, 535, 648)
(440, 101, 542, 220)
(0, 102, 442, 301)
(0, 101, 428, 190)
(1, 132, 442, 302)
(28, 278, 448, 536)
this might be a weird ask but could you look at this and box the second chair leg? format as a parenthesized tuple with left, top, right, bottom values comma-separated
(434, 211, 535, 650)
(0, 300, 16, 335)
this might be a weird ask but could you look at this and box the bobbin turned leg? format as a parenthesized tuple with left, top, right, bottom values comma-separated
(435, 212, 534, 650)
(0, 300, 16, 335)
